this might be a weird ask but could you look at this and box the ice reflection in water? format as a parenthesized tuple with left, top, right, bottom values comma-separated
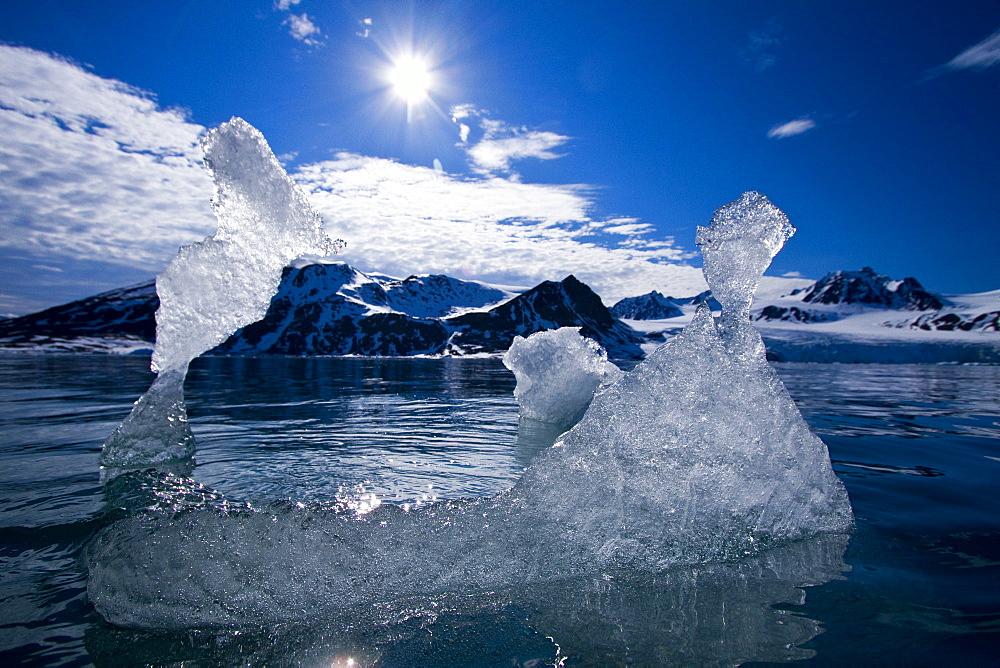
(86, 531, 848, 666)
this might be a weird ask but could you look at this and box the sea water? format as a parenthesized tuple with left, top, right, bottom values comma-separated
(1, 353, 999, 665)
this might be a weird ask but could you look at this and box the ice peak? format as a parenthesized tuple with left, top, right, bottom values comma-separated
(152, 117, 339, 374)
(696, 191, 795, 319)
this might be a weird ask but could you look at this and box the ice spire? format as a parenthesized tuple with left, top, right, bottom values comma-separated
(697, 191, 796, 361)
(100, 118, 341, 478)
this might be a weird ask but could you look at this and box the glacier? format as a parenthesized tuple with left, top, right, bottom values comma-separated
(87, 118, 852, 629)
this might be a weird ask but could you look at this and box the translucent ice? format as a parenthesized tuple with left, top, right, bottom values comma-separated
(153, 117, 338, 373)
(503, 327, 623, 427)
(100, 118, 339, 475)
(696, 191, 794, 321)
(514, 192, 851, 566)
(88, 190, 852, 629)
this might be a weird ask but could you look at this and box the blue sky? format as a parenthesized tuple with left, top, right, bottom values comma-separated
(1, 0, 998, 314)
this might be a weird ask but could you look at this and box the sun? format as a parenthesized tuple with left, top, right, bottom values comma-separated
(387, 54, 432, 120)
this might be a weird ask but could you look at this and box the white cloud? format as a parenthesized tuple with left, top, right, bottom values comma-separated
(467, 130, 569, 175)
(0, 46, 215, 274)
(284, 13, 323, 46)
(450, 105, 572, 176)
(357, 17, 373, 39)
(944, 28, 1000, 70)
(291, 154, 703, 303)
(601, 219, 656, 236)
(767, 118, 816, 139)
(273, 0, 301, 10)
(0, 46, 706, 312)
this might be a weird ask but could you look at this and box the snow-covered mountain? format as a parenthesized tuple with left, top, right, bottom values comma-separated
(2, 262, 995, 363)
(610, 290, 723, 320)
(616, 267, 999, 363)
(0, 261, 645, 359)
(0, 281, 158, 352)
(756, 267, 946, 323)
(610, 291, 684, 320)
(752, 267, 998, 335)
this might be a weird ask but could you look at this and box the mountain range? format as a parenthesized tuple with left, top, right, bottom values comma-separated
(0, 262, 996, 361)
(0, 261, 646, 359)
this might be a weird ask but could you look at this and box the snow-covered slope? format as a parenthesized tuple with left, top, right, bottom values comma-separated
(621, 268, 999, 363)
(0, 281, 158, 353)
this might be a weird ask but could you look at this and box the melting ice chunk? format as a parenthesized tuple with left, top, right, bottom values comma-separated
(100, 118, 339, 476)
(503, 327, 623, 427)
(153, 117, 339, 373)
(88, 189, 852, 629)
(696, 191, 794, 319)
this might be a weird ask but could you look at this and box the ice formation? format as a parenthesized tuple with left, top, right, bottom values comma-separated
(89, 187, 851, 629)
(502, 327, 623, 427)
(100, 117, 339, 475)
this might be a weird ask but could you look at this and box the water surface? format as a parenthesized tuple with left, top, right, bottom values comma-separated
(1, 355, 998, 665)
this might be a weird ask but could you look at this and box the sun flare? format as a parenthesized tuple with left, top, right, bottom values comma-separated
(388, 55, 431, 105)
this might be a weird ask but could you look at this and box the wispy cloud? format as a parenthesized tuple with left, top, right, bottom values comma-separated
(293, 154, 701, 302)
(0, 46, 706, 313)
(273, 0, 301, 10)
(0, 47, 214, 265)
(944, 28, 1000, 70)
(451, 105, 571, 177)
(357, 17, 373, 39)
(741, 19, 782, 72)
(0, 46, 215, 312)
(767, 118, 817, 139)
(467, 130, 569, 175)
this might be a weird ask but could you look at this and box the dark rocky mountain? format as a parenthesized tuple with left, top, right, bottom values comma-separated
(444, 275, 645, 359)
(754, 267, 955, 325)
(896, 310, 1000, 332)
(0, 282, 158, 348)
(799, 267, 945, 310)
(610, 291, 684, 320)
(753, 305, 833, 324)
(610, 290, 724, 321)
(0, 262, 645, 359)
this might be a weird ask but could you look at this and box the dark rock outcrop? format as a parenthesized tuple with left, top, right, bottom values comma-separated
(610, 291, 684, 320)
(446, 275, 645, 359)
(801, 267, 945, 310)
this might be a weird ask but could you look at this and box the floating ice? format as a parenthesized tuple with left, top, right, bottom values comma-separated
(513, 192, 850, 567)
(502, 327, 623, 427)
(100, 118, 339, 476)
(89, 182, 851, 628)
